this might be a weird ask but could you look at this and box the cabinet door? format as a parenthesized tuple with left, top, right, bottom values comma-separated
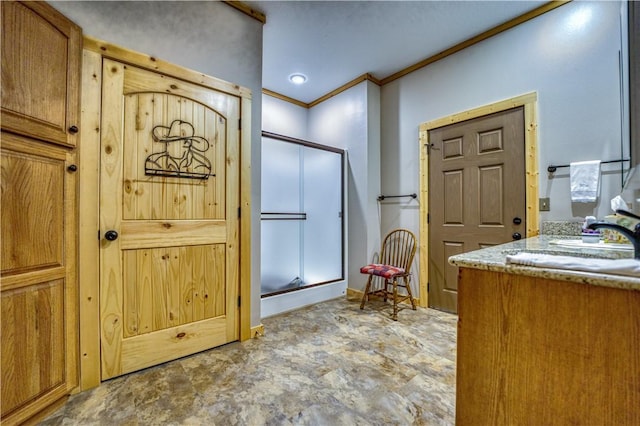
(0, 133, 78, 425)
(1, 1, 81, 147)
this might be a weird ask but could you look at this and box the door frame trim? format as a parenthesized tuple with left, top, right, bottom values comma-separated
(78, 36, 252, 390)
(418, 92, 539, 308)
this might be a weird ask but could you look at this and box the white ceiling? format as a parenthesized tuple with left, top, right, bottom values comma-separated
(246, 0, 547, 104)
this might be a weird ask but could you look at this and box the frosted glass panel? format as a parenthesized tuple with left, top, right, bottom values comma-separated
(260, 220, 301, 293)
(303, 147, 342, 284)
(261, 137, 301, 213)
(260, 134, 344, 297)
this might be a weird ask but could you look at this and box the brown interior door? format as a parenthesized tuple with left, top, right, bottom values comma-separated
(100, 59, 240, 379)
(428, 107, 525, 313)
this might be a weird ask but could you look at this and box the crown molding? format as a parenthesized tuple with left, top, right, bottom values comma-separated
(263, 1, 569, 108)
(262, 88, 309, 108)
(380, 1, 569, 85)
(223, 1, 266, 24)
(307, 73, 380, 108)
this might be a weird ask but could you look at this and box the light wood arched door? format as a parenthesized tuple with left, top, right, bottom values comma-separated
(100, 59, 240, 379)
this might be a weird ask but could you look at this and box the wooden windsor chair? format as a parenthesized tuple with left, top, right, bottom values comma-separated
(359, 229, 417, 320)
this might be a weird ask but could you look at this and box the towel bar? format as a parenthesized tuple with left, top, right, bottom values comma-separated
(377, 193, 417, 202)
(547, 158, 629, 173)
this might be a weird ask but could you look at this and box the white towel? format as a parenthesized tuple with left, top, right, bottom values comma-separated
(506, 252, 640, 278)
(570, 160, 601, 203)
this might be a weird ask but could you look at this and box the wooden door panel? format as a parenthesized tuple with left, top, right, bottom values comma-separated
(100, 59, 239, 379)
(478, 164, 504, 225)
(443, 242, 463, 293)
(123, 65, 235, 115)
(429, 107, 525, 313)
(120, 317, 230, 375)
(443, 169, 463, 224)
(121, 244, 226, 336)
(442, 137, 463, 159)
(121, 93, 226, 221)
(477, 128, 503, 153)
(118, 220, 227, 249)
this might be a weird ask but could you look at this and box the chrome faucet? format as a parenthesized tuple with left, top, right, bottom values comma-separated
(587, 210, 640, 259)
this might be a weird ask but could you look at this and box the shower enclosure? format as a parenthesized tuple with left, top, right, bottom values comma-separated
(260, 132, 344, 301)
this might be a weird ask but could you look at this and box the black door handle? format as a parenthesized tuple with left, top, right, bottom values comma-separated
(512, 232, 522, 240)
(513, 217, 522, 225)
(104, 230, 119, 241)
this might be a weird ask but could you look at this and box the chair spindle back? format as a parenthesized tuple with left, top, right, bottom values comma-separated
(380, 229, 416, 273)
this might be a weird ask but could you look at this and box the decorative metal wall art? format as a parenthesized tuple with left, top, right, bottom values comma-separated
(145, 119, 214, 179)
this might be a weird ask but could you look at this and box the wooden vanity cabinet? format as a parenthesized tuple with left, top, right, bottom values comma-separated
(456, 268, 640, 425)
(1, 1, 81, 424)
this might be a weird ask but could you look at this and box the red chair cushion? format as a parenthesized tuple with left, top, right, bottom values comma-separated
(360, 263, 405, 279)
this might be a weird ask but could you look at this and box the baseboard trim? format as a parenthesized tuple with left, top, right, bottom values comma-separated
(250, 324, 264, 338)
(346, 287, 362, 300)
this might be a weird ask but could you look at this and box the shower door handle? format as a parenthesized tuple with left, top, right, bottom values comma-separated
(261, 212, 307, 220)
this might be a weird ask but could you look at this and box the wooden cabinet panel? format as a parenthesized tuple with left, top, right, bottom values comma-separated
(1, 147, 64, 275)
(456, 268, 640, 425)
(1, 280, 66, 416)
(0, 133, 78, 425)
(1, 1, 81, 147)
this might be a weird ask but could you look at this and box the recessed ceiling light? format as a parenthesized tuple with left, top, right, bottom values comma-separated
(289, 73, 307, 85)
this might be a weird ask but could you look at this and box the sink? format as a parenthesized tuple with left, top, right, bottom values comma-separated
(504, 251, 640, 277)
(549, 239, 633, 251)
(501, 247, 625, 260)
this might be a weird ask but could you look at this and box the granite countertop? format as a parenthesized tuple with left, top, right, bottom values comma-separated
(448, 235, 640, 290)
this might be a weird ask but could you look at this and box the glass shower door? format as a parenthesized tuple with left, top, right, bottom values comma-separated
(260, 137, 303, 294)
(261, 133, 344, 297)
(302, 146, 343, 285)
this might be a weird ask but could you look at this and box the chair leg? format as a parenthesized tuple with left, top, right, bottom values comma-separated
(391, 278, 399, 321)
(360, 275, 374, 309)
(404, 276, 417, 310)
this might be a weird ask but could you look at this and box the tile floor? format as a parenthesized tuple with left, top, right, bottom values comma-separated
(41, 297, 457, 425)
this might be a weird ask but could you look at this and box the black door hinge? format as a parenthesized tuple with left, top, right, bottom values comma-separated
(238, 118, 241, 131)
(238, 296, 241, 307)
(98, 230, 101, 240)
(427, 282, 430, 292)
(237, 207, 241, 219)
(427, 213, 430, 224)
